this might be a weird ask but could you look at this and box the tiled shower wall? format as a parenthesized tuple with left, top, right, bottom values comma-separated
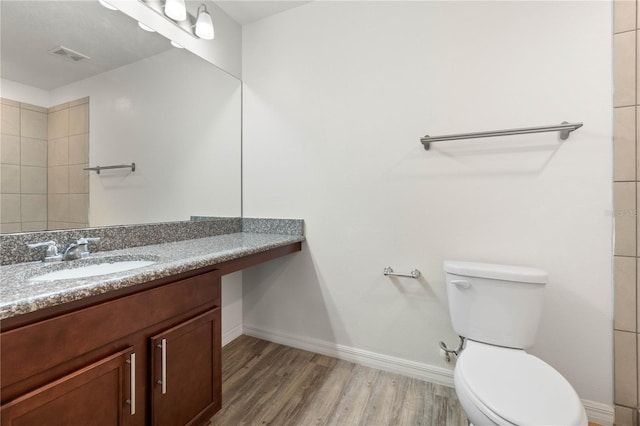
(614, 0, 640, 424)
(0, 97, 89, 232)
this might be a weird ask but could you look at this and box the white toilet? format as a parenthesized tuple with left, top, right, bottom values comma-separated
(444, 260, 588, 426)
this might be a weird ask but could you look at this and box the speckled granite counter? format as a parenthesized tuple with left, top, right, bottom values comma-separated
(0, 232, 304, 320)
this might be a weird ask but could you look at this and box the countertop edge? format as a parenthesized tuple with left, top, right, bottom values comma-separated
(1, 233, 304, 321)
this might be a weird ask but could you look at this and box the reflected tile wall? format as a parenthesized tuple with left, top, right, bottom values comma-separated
(0, 97, 89, 233)
(47, 98, 89, 230)
(0, 98, 47, 232)
(614, 0, 640, 421)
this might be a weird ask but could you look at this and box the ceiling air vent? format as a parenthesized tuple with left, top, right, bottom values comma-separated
(48, 46, 90, 63)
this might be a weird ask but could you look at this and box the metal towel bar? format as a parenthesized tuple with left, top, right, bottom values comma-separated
(420, 121, 583, 150)
(84, 163, 136, 174)
(383, 267, 421, 279)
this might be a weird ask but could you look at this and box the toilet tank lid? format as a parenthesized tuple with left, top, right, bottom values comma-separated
(443, 261, 548, 284)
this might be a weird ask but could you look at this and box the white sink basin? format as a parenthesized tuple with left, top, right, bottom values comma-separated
(29, 260, 157, 282)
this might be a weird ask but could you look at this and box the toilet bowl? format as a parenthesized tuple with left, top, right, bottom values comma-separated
(443, 261, 587, 426)
(454, 340, 587, 426)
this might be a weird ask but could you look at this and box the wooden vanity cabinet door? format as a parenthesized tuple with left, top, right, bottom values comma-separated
(0, 347, 135, 426)
(150, 308, 221, 426)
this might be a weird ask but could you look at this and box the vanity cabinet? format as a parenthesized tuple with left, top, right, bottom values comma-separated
(150, 310, 220, 425)
(0, 269, 222, 426)
(1, 348, 134, 426)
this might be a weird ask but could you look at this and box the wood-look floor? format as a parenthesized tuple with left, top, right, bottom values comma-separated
(206, 335, 468, 426)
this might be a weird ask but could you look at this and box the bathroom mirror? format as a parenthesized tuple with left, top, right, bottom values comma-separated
(0, 0, 241, 234)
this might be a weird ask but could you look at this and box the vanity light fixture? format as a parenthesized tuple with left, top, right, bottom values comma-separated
(194, 4, 214, 40)
(138, 0, 216, 42)
(98, 0, 118, 10)
(164, 0, 187, 21)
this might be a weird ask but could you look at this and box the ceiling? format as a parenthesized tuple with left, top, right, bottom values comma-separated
(0, 1, 310, 91)
(214, 1, 311, 25)
(1, 1, 170, 91)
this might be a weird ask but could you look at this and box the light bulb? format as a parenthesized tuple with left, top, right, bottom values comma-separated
(195, 5, 214, 40)
(138, 22, 155, 32)
(98, 0, 118, 10)
(164, 0, 187, 21)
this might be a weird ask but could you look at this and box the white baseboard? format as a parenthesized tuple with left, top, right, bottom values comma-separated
(222, 323, 243, 347)
(243, 324, 455, 387)
(242, 324, 614, 425)
(582, 399, 614, 426)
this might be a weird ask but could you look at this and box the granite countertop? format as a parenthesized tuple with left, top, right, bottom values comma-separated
(0, 232, 304, 320)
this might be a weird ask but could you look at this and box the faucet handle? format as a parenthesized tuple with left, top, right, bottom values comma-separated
(27, 240, 57, 249)
(27, 241, 62, 263)
(76, 237, 100, 258)
(77, 237, 100, 245)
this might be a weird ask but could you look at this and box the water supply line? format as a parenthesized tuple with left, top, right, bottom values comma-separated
(439, 336, 465, 362)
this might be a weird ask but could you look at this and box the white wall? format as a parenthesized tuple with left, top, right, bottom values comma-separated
(113, 0, 242, 78)
(1, 79, 51, 107)
(242, 0, 613, 408)
(222, 271, 243, 346)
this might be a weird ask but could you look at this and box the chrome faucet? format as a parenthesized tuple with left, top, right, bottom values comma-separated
(62, 237, 101, 261)
(27, 241, 63, 263)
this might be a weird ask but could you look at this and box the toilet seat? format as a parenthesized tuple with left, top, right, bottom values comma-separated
(456, 341, 587, 426)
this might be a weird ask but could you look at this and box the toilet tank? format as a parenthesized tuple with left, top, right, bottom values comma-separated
(444, 261, 548, 349)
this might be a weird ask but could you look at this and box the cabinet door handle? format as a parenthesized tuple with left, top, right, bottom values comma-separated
(157, 338, 167, 394)
(126, 352, 136, 415)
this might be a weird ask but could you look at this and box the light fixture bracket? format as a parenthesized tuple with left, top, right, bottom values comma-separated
(138, 0, 198, 39)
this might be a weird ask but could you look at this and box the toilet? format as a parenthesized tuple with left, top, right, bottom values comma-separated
(444, 260, 588, 426)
